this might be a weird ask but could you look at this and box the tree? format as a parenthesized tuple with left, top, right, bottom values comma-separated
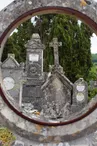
(2, 14, 92, 82)
(2, 19, 34, 63)
(35, 14, 92, 82)
(92, 53, 97, 64)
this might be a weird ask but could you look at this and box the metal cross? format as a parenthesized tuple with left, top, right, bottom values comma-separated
(49, 38, 62, 67)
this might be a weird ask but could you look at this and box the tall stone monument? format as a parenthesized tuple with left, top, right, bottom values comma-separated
(22, 34, 45, 111)
(25, 33, 44, 78)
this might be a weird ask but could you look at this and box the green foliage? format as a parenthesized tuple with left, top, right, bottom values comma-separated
(88, 87, 97, 101)
(35, 14, 92, 82)
(92, 53, 97, 63)
(87, 64, 97, 82)
(2, 19, 35, 63)
(88, 64, 97, 100)
(0, 127, 16, 146)
(2, 14, 92, 83)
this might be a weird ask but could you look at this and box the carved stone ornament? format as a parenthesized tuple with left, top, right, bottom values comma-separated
(29, 66, 37, 74)
(28, 63, 41, 77)
(25, 34, 44, 50)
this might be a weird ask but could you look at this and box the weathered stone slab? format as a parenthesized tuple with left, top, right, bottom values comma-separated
(12, 140, 24, 146)
(1, 54, 24, 103)
(72, 78, 88, 113)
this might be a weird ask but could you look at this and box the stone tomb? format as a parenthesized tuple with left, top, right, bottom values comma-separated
(41, 37, 74, 120)
(42, 69, 73, 120)
(1, 53, 24, 103)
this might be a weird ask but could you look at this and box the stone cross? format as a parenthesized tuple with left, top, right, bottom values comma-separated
(50, 38, 62, 67)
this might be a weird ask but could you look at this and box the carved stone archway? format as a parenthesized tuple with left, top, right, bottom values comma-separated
(0, 0, 97, 144)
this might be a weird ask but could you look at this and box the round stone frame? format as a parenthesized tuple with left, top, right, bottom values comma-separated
(0, 0, 97, 128)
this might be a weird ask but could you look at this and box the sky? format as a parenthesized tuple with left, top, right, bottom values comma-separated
(0, 0, 97, 54)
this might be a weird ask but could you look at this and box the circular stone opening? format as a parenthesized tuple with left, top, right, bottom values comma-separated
(0, 6, 97, 126)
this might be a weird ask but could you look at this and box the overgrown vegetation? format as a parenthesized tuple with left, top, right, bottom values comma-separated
(87, 64, 97, 82)
(88, 87, 97, 101)
(87, 64, 97, 100)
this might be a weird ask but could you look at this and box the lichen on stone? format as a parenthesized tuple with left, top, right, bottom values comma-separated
(0, 127, 16, 146)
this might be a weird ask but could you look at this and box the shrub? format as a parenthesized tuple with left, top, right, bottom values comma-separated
(88, 88, 97, 101)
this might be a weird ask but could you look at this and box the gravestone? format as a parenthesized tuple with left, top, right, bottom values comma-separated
(22, 34, 45, 111)
(72, 78, 88, 112)
(25, 33, 44, 78)
(1, 53, 24, 103)
(42, 37, 73, 120)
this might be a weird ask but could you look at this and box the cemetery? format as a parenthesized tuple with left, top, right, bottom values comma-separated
(0, 0, 97, 145)
(1, 33, 89, 123)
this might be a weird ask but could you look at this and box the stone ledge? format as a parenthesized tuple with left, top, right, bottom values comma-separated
(0, 90, 97, 143)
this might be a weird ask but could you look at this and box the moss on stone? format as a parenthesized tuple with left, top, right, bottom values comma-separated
(0, 127, 16, 146)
